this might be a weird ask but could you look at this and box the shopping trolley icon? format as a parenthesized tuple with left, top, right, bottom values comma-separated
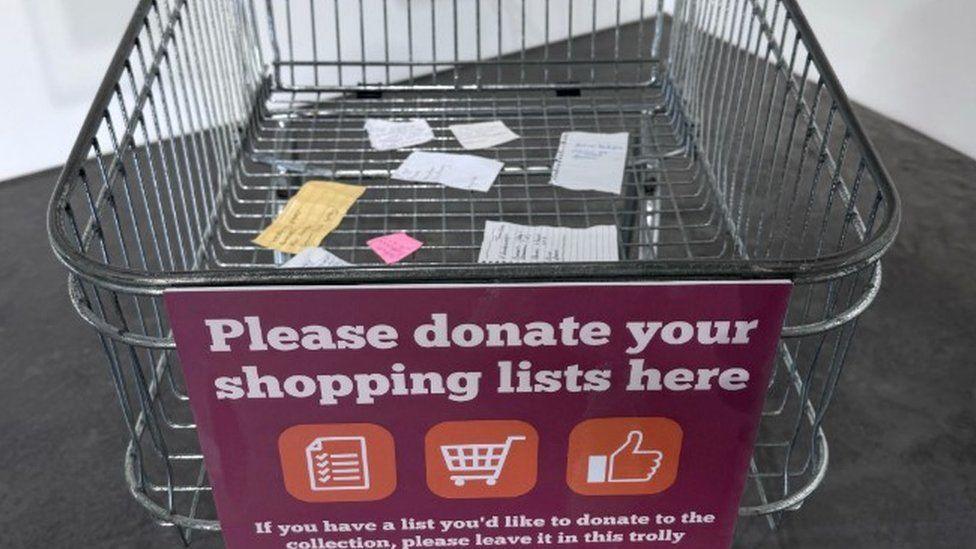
(440, 436, 526, 486)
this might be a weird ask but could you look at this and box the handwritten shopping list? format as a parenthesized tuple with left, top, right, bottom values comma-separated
(392, 151, 504, 192)
(367, 232, 424, 264)
(253, 181, 365, 254)
(449, 120, 520, 150)
(550, 131, 630, 194)
(364, 118, 435, 151)
(478, 220, 619, 263)
(281, 247, 352, 268)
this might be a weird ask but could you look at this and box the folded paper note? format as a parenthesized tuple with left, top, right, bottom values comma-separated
(550, 131, 630, 194)
(392, 151, 503, 192)
(253, 181, 365, 254)
(364, 118, 435, 151)
(367, 232, 423, 264)
(477, 220, 619, 263)
(281, 247, 352, 268)
(449, 120, 519, 150)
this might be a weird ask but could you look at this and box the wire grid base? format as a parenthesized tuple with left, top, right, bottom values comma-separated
(203, 84, 731, 267)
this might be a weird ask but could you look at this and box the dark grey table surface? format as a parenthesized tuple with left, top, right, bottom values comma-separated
(1, 100, 974, 548)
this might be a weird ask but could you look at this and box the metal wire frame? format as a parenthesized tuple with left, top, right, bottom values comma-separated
(45, 0, 900, 543)
(261, 0, 665, 92)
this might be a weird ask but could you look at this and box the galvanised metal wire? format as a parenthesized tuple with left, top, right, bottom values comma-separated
(47, 0, 899, 544)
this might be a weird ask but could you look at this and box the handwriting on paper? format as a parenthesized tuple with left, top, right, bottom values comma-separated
(364, 118, 435, 151)
(392, 151, 504, 192)
(449, 120, 520, 150)
(550, 131, 630, 194)
(367, 232, 424, 264)
(477, 220, 619, 263)
(253, 181, 365, 254)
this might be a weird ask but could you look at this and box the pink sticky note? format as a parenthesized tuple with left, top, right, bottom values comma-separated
(367, 232, 423, 264)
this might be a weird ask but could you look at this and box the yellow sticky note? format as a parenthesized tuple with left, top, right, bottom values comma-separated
(253, 181, 365, 254)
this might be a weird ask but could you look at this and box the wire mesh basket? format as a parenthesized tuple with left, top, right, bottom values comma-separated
(47, 0, 899, 544)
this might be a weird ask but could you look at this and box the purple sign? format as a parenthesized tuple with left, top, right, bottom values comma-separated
(165, 281, 791, 548)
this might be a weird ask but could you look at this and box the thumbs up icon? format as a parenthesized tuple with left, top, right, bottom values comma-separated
(586, 430, 664, 483)
(566, 417, 681, 495)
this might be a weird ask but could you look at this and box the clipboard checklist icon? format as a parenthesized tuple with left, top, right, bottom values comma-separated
(279, 423, 395, 502)
(306, 436, 370, 491)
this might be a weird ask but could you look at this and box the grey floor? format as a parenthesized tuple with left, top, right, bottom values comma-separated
(2, 106, 975, 547)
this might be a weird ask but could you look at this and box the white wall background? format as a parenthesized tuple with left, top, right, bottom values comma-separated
(1, 0, 132, 181)
(800, 0, 976, 160)
(1, 0, 974, 181)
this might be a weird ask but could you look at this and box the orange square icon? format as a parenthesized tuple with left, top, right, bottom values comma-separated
(425, 420, 538, 499)
(278, 423, 396, 502)
(566, 417, 682, 496)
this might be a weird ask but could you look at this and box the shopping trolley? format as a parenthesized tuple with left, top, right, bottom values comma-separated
(441, 436, 525, 486)
(47, 0, 899, 544)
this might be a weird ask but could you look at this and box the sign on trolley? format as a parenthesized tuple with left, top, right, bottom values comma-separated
(166, 281, 791, 548)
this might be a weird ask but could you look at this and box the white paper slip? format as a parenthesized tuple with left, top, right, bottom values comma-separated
(392, 151, 504, 192)
(477, 221, 619, 263)
(449, 120, 520, 150)
(281, 247, 352, 268)
(363, 118, 434, 151)
(550, 131, 630, 194)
